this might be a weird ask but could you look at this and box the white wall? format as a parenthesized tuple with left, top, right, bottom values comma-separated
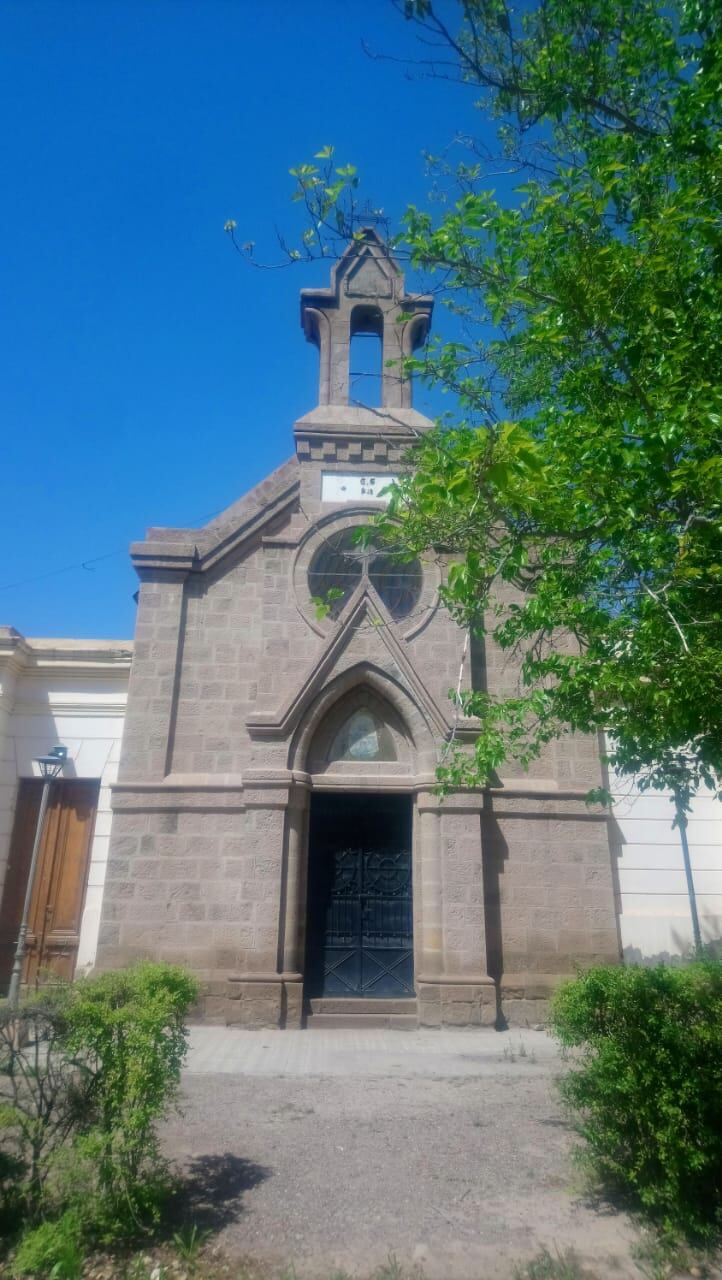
(608, 763, 722, 962)
(0, 630, 131, 974)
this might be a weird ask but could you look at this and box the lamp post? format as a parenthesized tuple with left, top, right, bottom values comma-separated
(7, 746, 68, 1009)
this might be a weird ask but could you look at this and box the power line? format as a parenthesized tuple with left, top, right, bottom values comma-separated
(0, 549, 128, 594)
(0, 505, 226, 594)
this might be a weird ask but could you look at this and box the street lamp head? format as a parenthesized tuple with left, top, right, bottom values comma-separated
(35, 745, 68, 780)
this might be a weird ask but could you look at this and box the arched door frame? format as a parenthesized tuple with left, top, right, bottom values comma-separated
(281, 666, 442, 1005)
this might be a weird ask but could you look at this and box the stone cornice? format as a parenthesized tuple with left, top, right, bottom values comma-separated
(112, 779, 247, 812)
(294, 404, 433, 437)
(293, 405, 435, 465)
(11, 699, 127, 718)
(0, 628, 132, 679)
(109, 773, 604, 816)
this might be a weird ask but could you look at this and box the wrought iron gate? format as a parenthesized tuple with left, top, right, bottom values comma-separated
(305, 795, 414, 999)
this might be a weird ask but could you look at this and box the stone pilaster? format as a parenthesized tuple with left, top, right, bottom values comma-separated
(416, 790, 496, 1027)
(419, 806, 443, 976)
(118, 571, 187, 782)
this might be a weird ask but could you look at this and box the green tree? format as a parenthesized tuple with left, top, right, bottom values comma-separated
(389, 0, 722, 809)
(385, 0, 722, 957)
(236, 1, 722, 817)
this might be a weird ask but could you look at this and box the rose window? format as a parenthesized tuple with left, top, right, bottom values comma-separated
(307, 528, 422, 620)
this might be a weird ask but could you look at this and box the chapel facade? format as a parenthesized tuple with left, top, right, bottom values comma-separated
(95, 231, 621, 1027)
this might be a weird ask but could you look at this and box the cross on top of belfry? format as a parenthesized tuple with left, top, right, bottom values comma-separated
(299, 228, 433, 412)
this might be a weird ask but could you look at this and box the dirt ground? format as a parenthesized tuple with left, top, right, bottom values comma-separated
(160, 1031, 651, 1280)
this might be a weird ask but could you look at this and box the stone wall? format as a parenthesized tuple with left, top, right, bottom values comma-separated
(482, 795, 619, 1023)
(95, 234, 622, 1027)
(98, 800, 286, 977)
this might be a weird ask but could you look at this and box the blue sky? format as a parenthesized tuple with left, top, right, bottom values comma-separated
(1, 0, 486, 638)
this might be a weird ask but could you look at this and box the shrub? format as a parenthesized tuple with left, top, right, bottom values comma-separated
(550, 961, 722, 1240)
(0, 987, 90, 1219)
(63, 962, 198, 1237)
(0, 962, 198, 1266)
(12, 1209, 83, 1279)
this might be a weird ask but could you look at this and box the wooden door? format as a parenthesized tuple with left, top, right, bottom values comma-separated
(0, 779, 98, 993)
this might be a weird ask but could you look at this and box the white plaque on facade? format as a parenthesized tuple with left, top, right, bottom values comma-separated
(321, 473, 398, 503)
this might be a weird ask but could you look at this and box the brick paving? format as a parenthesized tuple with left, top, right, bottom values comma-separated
(184, 1024, 559, 1077)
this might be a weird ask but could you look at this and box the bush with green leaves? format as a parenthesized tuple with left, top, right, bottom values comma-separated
(11, 1209, 84, 1280)
(550, 961, 722, 1240)
(0, 988, 90, 1222)
(0, 962, 198, 1273)
(63, 962, 199, 1238)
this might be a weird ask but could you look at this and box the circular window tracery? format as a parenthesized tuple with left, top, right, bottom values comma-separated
(307, 528, 423, 620)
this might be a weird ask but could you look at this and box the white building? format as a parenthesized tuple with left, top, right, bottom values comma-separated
(0, 628, 131, 984)
(608, 760, 722, 963)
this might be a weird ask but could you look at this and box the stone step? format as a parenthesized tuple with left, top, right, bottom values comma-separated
(307, 997, 417, 1016)
(305, 1012, 418, 1030)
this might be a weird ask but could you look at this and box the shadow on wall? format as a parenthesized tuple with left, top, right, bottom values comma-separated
(480, 800, 508, 1030)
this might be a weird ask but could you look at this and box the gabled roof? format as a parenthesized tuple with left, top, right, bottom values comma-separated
(129, 456, 300, 577)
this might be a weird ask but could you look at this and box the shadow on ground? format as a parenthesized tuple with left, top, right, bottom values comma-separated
(169, 1152, 270, 1232)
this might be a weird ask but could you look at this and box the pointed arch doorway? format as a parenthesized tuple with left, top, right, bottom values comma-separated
(304, 791, 414, 1001)
(296, 682, 423, 1014)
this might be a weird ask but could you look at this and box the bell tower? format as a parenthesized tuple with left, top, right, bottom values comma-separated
(300, 228, 433, 411)
(294, 229, 434, 462)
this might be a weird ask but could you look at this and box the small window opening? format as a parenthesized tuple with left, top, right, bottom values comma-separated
(350, 305, 383, 408)
(328, 708, 397, 763)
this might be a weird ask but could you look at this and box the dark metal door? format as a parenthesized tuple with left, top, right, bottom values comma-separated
(305, 794, 414, 999)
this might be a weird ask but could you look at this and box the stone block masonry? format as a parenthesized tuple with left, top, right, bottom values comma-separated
(96, 231, 620, 1027)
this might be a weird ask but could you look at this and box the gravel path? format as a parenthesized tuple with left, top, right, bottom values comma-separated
(161, 1028, 642, 1279)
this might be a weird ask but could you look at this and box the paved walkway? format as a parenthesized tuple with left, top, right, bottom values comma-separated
(185, 1024, 559, 1077)
(166, 1026, 645, 1279)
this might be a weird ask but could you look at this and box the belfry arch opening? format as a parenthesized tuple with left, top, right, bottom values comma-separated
(349, 304, 383, 407)
(299, 228, 432, 410)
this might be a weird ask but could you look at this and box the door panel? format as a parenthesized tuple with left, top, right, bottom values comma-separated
(305, 794, 414, 999)
(0, 780, 98, 992)
(0, 781, 42, 990)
